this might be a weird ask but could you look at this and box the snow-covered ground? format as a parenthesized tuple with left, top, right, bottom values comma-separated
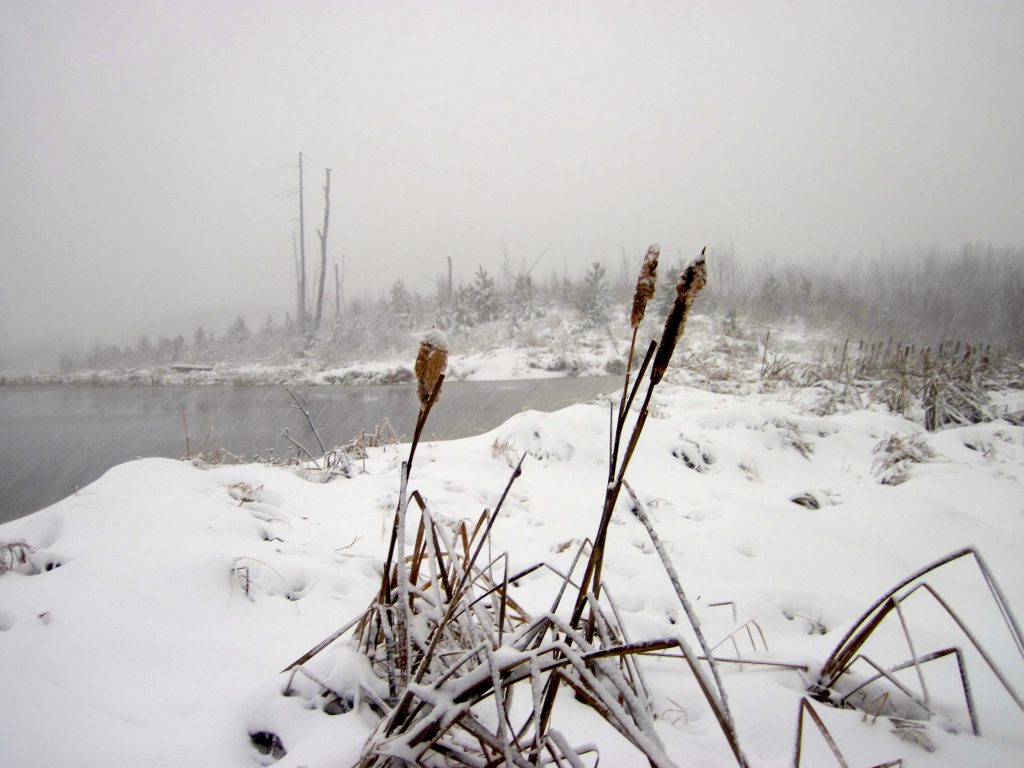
(2, 312, 627, 387)
(2, 323, 1024, 767)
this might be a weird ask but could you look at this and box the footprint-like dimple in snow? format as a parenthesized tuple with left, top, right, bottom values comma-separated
(242, 502, 291, 525)
(1, 541, 69, 576)
(254, 488, 285, 506)
(629, 538, 653, 554)
(249, 730, 286, 764)
(614, 593, 646, 613)
(734, 544, 756, 558)
(0, 609, 15, 631)
(231, 557, 310, 602)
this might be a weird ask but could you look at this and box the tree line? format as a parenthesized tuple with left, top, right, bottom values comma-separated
(60, 241, 1023, 372)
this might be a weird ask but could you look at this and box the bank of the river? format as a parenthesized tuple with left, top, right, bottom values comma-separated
(0, 328, 627, 387)
(0, 376, 620, 524)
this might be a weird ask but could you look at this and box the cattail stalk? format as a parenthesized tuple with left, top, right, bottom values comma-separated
(619, 244, 659, 426)
(651, 247, 707, 385)
(589, 246, 708, 624)
(381, 330, 449, 611)
(544, 245, 716, 762)
(415, 329, 449, 406)
(630, 244, 660, 330)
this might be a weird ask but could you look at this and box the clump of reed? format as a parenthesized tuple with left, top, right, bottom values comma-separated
(277, 256, 1024, 766)
(807, 547, 1024, 745)
(279, 249, 760, 766)
(790, 547, 1024, 765)
(278, 388, 353, 480)
(871, 433, 935, 485)
(753, 329, 1021, 428)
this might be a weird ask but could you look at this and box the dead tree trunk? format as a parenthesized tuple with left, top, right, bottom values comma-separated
(298, 152, 307, 329)
(292, 230, 302, 328)
(334, 263, 342, 320)
(313, 168, 332, 331)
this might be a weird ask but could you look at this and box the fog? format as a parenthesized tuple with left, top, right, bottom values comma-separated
(1, 1, 1022, 370)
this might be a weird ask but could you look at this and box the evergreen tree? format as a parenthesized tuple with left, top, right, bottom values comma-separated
(452, 285, 476, 330)
(505, 271, 543, 337)
(226, 316, 251, 346)
(261, 314, 276, 338)
(512, 272, 541, 320)
(471, 266, 500, 323)
(134, 335, 153, 366)
(192, 327, 210, 361)
(761, 273, 782, 322)
(258, 314, 277, 354)
(576, 261, 609, 328)
(389, 279, 414, 329)
(155, 336, 174, 363)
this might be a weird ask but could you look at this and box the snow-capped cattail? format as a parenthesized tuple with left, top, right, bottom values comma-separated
(651, 248, 707, 385)
(415, 329, 449, 404)
(630, 244, 660, 329)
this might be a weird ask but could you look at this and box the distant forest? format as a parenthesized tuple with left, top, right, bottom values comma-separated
(63, 242, 1023, 372)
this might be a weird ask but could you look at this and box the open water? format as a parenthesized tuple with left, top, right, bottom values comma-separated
(0, 377, 618, 524)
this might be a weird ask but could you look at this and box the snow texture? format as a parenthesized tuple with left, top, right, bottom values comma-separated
(2, 338, 1024, 766)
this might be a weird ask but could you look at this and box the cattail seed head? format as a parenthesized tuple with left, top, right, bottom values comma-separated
(630, 243, 660, 329)
(651, 247, 707, 385)
(415, 329, 449, 404)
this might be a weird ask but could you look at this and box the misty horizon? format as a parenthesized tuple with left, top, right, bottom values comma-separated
(2, 1, 1022, 370)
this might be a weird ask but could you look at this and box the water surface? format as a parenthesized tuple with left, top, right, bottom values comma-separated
(0, 377, 618, 524)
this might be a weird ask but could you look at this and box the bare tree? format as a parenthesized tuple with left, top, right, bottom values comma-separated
(298, 152, 307, 329)
(314, 168, 332, 330)
(334, 262, 342, 319)
(292, 230, 302, 328)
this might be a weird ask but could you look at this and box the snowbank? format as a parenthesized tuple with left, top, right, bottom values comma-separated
(2, 365, 1023, 765)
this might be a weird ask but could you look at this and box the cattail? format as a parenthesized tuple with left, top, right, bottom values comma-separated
(415, 329, 449, 404)
(651, 247, 707, 385)
(630, 244, 660, 329)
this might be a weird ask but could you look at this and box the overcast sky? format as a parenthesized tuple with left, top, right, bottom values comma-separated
(1, 0, 1022, 365)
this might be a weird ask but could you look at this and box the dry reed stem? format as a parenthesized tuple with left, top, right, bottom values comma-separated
(794, 698, 851, 768)
(837, 647, 978, 735)
(817, 546, 1024, 692)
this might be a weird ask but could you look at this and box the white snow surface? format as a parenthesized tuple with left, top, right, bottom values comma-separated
(3, 360, 1024, 766)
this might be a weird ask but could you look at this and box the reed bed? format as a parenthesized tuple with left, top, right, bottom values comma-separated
(276, 248, 1023, 767)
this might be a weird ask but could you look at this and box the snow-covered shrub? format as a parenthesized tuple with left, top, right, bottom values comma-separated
(0, 540, 36, 575)
(872, 432, 935, 485)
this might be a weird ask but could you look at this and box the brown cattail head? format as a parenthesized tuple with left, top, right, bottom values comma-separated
(630, 243, 660, 329)
(415, 329, 449, 404)
(650, 247, 707, 385)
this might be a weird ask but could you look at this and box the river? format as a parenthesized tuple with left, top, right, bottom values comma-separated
(0, 377, 619, 524)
